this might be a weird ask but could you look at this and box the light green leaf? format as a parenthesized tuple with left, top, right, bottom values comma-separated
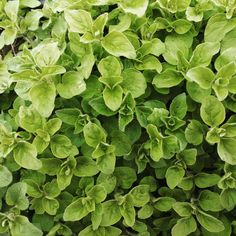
(10, 215, 43, 236)
(173, 202, 193, 217)
(87, 185, 107, 204)
(4, 0, 19, 22)
(172, 216, 197, 236)
(50, 135, 74, 159)
(42, 198, 59, 215)
(120, 198, 135, 227)
(185, 120, 205, 145)
(6, 182, 29, 210)
(64, 198, 89, 221)
(196, 210, 225, 233)
(200, 96, 225, 126)
(13, 142, 42, 170)
(129, 185, 150, 207)
(57, 71, 86, 99)
(32, 42, 61, 68)
(74, 156, 99, 177)
(64, 9, 93, 33)
(195, 173, 220, 188)
(165, 165, 185, 189)
(119, 0, 149, 17)
(218, 137, 236, 164)
(122, 68, 147, 98)
(18, 106, 45, 133)
(83, 122, 107, 147)
(101, 31, 136, 59)
(172, 19, 192, 34)
(204, 14, 236, 42)
(103, 85, 123, 111)
(98, 56, 122, 77)
(30, 82, 56, 118)
(99, 76, 123, 89)
(199, 190, 223, 212)
(101, 200, 122, 226)
(153, 69, 184, 88)
(190, 42, 220, 68)
(0, 59, 11, 94)
(114, 167, 137, 189)
(186, 67, 215, 89)
(170, 93, 187, 119)
(186, 81, 211, 103)
(220, 188, 236, 211)
(0, 165, 12, 187)
(154, 197, 176, 212)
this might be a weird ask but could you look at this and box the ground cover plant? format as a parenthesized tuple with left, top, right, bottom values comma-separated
(1, 0, 236, 235)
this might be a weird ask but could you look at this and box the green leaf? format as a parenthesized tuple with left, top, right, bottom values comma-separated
(129, 185, 150, 207)
(154, 197, 176, 212)
(199, 190, 223, 212)
(173, 202, 193, 217)
(99, 76, 123, 89)
(120, 197, 135, 227)
(0, 58, 11, 94)
(122, 68, 147, 98)
(29, 82, 56, 118)
(74, 156, 99, 177)
(42, 198, 59, 215)
(57, 71, 86, 99)
(44, 118, 62, 136)
(98, 56, 122, 77)
(103, 85, 123, 111)
(220, 188, 236, 211)
(64, 198, 89, 221)
(186, 67, 215, 89)
(137, 204, 154, 219)
(114, 167, 137, 189)
(172, 19, 192, 34)
(200, 96, 225, 126)
(32, 42, 61, 68)
(13, 142, 42, 170)
(153, 69, 184, 88)
(195, 173, 220, 188)
(10, 215, 43, 236)
(87, 185, 107, 204)
(91, 203, 103, 230)
(165, 165, 185, 189)
(186, 81, 211, 103)
(93, 13, 108, 37)
(56, 108, 81, 126)
(170, 93, 187, 119)
(163, 33, 192, 65)
(18, 106, 45, 133)
(118, 0, 149, 17)
(185, 120, 205, 145)
(101, 31, 136, 59)
(171, 216, 197, 236)
(204, 14, 236, 42)
(196, 210, 225, 233)
(4, 0, 19, 22)
(6, 182, 29, 210)
(218, 137, 236, 164)
(190, 42, 220, 68)
(96, 173, 117, 194)
(83, 122, 107, 147)
(101, 200, 122, 226)
(50, 135, 74, 158)
(0, 165, 12, 187)
(64, 9, 93, 33)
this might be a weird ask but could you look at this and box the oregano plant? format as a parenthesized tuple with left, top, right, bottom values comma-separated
(0, 0, 236, 235)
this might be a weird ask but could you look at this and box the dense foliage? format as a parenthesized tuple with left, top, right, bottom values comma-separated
(1, 0, 236, 235)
